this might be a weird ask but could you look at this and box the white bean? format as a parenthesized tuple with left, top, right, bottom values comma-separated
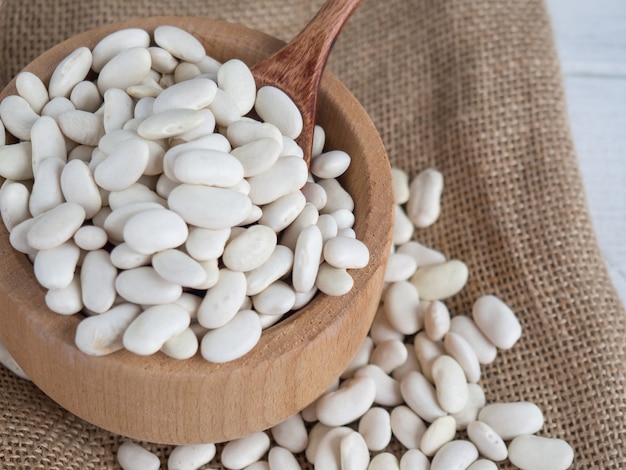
(16, 71, 49, 113)
(323, 236, 369, 269)
(58, 109, 105, 146)
(384, 252, 418, 282)
(431, 355, 468, 414)
(384, 281, 421, 335)
(268, 446, 301, 470)
(223, 225, 277, 272)
(29, 156, 64, 217)
(340, 431, 370, 470)
(316, 376, 376, 426)
(92, 28, 151, 72)
(230, 137, 281, 177)
(507, 435, 574, 470)
(161, 327, 199, 360)
(467, 459, 498, 470)
(245, 245, 294, 296)
(33, 241, 80, 289)
(218, 59, 257, 115)
(220, 432, 270, 470)
(390, 405, 427, 450)
(48, 47, 93, 99)
(368, 453, 400, 470)
(0, 181, 31, 231)
(259, 190, 306, 232)
(117, 441, 160, 470)
(123, 208, 188, 255)
(449, 315, 497, 364)
(305, 422, 333, 463)
(314, 426, 353, 470)
(311, 150, 351, 179)
(27, 202, 85, 250)
(41, 96, 75, 120)
(407, 168, 443, 228)
(208, 88, 241, 126)
(252, 280, 296, 316)
(198, 268, 247, 328)
(123, 303, 190, 355)
(315, 262, 353, 296)
(153, 77, 217, 113)
(391, 167, 410, 204)
(174, 148, 243, 187)
(399, 449, 430, 470)
(477, 401, 544, 440)
(466, 421, 507, 461)
(292, 224, 323, 292)
(148, 46, 179, 74)
(200, 310, 262, 363)
(271, 413, 308, 454)
(396, 240, 446, 267)
(444, 332, 481, 384)
(45, 274, 83, 315)
(318, 178, 354, 213)
(369, 339, 408, 374)
(400, 371, 447, 423)
(103, 88, 133, 133)
(75, 303, 141, 356)
(95, 138, 150, 191)
(152, 249, 208, 288)
(355, 364, 403, 407)
(420, 416, 457, 457)
(110, 242, 152, 269)
(450, 383, 486, 430)
(0, 142, 33, 181)
(31, 115, 67, 172)
(413, 331, 445, 382)
(255, 86, 302, 139)
(247, 156, 308, 205)
(167, 443, 216, 470)
(98, 47, 152, 94)
(393, 205, 414, 245)
(185, 227, 230, 261)
(472, 294, 521, 349)
(410, 259, 468, 301)
(341, 335, 374, 379)
(358, 407, 392, 451)
(430, 440, 478, 470)
(168, 184, 251, 230)
(61, 159, 102, 219)
(70, 80, 103, 112)
(424, 300, 450, 341)
(115, 266, 182, 305)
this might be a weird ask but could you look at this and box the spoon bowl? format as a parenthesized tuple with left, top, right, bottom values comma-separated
(0, 16, 393, 445)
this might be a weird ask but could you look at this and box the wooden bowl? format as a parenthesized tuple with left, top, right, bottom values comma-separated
(0, 16, 393, 445)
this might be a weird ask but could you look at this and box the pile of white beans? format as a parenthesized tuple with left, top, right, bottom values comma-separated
(0, 24, 575, 470)
(0, 26, 370, 364)
(106, 166, 573, 469)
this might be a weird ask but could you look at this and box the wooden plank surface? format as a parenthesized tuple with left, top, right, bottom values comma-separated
(546, 0, 626, 304)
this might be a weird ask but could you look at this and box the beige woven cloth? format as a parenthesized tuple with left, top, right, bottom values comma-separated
(0, 0, 625, 468)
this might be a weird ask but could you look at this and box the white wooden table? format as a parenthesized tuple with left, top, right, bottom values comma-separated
(546, 0, 626, 305)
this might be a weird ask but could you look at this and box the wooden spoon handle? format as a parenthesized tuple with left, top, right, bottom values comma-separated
(251, 0, 364, 162)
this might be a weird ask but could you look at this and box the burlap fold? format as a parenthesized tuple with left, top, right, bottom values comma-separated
(1, 0, 625, 468)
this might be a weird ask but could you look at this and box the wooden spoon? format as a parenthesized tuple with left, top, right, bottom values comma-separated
(251, 0, 363, 164)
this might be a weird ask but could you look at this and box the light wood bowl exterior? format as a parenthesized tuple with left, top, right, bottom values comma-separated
(0, 16, 393, 445)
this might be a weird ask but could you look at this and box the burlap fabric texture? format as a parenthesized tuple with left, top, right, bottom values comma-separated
(0, 0, 625, 468)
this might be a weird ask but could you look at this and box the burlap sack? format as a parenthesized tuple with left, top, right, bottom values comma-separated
(0, 0, 624, 468)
